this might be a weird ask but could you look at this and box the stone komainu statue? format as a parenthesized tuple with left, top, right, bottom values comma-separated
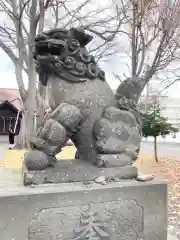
(24, 28, 143, 172)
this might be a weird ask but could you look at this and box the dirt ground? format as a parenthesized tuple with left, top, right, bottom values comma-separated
(0, 145, 76, 168)
(135, 155, 180, 238)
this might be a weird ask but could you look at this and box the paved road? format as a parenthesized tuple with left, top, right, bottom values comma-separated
(0, 142, 9, 160)
(140, 141, 180, 159)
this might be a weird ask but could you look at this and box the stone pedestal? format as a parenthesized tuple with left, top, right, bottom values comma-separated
(23, 161, 138, 185)
(0, 179, 167, 240)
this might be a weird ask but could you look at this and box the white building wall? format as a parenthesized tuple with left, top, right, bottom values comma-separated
(160, 98, 180, 128)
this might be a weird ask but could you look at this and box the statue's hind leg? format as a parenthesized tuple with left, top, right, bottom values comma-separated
(93, 106, 141, 168)
(24, 103, 82, 170)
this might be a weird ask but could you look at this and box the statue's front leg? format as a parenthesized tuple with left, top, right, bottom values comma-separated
(24, 103, 82, 170)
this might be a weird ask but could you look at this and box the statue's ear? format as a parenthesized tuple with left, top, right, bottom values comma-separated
(70, 28, 93, 46)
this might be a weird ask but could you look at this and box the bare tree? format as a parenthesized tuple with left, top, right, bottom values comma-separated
(0, 0, 125, 148)
(115, 0, 180, 101)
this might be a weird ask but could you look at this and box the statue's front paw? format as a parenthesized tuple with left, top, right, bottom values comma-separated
(24, 150, 55, 171)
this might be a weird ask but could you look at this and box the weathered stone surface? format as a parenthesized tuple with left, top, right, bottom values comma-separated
(96, 154, 134, 167)
(137, 174, 154, 182)
(0, 179, 167, 240)
(42, 119, 67, 145)
(23, 160, 138, 185)
(25, 27, 143, 173)
(24, 150, 51, 171)
(51, 103, 83, 131)
(93, 106, 141, 156)
(29, 200, 143, 239)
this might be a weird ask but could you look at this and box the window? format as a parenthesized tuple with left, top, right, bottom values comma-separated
(0, 116, 16, 134)
(0, 116, 5, 133)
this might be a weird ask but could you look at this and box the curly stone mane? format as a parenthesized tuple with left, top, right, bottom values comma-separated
(33, 28, 106, 85)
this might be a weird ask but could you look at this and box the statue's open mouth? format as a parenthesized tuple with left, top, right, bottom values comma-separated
(34, 28, 93, 60)
(34, 39, 66, 58)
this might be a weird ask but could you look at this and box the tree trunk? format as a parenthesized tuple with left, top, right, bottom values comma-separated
(15, 112, 26, 149)
(131, 0, 138, 77)
(154, 136, 158, 163)
(15, 99, 36, 149)
(36, 82, 49, 131)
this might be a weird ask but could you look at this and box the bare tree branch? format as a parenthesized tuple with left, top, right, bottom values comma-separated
(34, 0, 51, 29)
(0, 38, 18, 64)
(115, 0, 180, 100)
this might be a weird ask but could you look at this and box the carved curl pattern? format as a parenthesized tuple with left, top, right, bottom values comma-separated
(34, 28, 106, 85)
(117, 93, 137, 111)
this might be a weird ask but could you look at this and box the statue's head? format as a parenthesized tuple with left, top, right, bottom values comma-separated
(34, 28, 93, 56)
(34, 28, 105, 85)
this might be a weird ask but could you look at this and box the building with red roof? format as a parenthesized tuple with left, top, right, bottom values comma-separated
(0, 88, 22, 135)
